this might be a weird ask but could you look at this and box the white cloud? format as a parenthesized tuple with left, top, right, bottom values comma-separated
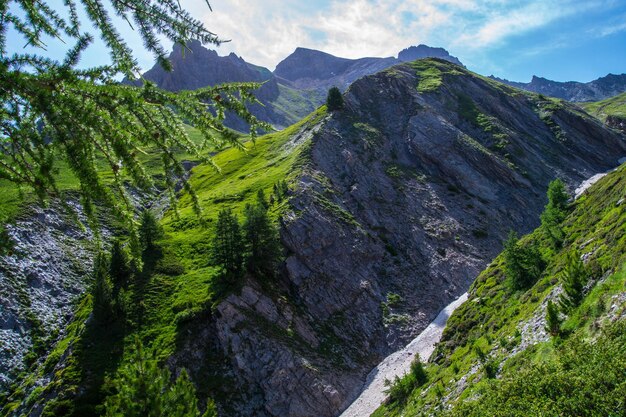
(598, 20, 626, 37)
(178, 0, 615, 70)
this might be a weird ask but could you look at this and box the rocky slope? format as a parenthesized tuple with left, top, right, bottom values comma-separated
(581, 91, 626, 132)
(274, 47, 398, 91)
(3, 60, 625, 417)
(373, 153, 626, 417)
(274, 46, 463, 95)
(0, 203, 97, 391)
(492, 73, 626, 102)
(169, 60, 625, 416)
(127, 40, 305, 131)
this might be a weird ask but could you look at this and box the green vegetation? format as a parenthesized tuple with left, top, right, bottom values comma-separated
(272, 84, 324, 126)
(448, 320, 626, 417)
(326, 86, 344, 111)
(536, 97, 567, 141)
(544, 300, 562, 336)
(1, 1, 269, 249)
(211, 208, 245, 282)
(581, 91, 626, 122)
(502, 231, 544, 290)
(409, 59, 464, 93)
(1, 107, 327, 416)
(558, 251, 588, 312)
(384, 356, 428, 406)
(373, 161, 626, 417)
(243, 194, 282, 278)
(540, 178, 569, 247)
(104, 338, 214, 417)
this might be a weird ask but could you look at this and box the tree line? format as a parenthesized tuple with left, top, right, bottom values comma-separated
(211, 189, 282, 285)
(499, 179, 591, 337)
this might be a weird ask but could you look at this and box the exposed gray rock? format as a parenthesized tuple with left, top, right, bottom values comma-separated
(0, 202, 98, 390)
(175, 60, 625, 417)
(398, 45, 463, 67)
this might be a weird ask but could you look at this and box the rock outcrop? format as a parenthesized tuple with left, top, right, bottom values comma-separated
(398, 44, 463, 67)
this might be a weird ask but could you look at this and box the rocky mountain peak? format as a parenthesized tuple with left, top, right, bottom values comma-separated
(397, 44, 464, 67)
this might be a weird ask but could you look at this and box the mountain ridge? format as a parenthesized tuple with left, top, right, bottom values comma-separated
(491, 72, 626, 102)
(131, 42, 467, 130)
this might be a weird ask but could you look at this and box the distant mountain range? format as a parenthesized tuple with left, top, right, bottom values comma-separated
(490, 73, 626, 102)
(131, 41, 626, 130)
(131, 42, 464, 130)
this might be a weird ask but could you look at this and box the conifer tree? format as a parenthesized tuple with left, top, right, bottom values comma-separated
(545, 300, 562, 336)
(109, 239, 131, 290)
(409, 356, 428, 386)
(326, 86, 344, 111)
(92, 251, 113, 322)
(211, 208, 244, 280)
(559, 251, 587, 311)
(242, 202, 281, 277)
(541, 179, 570, 247)
(1, 1, 270, 245)
(139, 210, 163, 253)
(256, 188, 269, 209)
(503, 231, 544, 290)
(104, 338, 211, 417)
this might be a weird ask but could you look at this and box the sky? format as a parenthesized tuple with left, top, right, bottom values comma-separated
(6, 0, 626, 83)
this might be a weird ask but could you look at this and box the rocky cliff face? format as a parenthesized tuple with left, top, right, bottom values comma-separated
(169, 60, 625, 416)
(492, 73, 626, 102)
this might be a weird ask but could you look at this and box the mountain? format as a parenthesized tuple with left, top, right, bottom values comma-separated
(128, 40, 318, 130)
(274, 47, 398, 91)
(132, 42, 465, 130)
(398, 44, 463, 66)
(491, 73, 626, 102)
(373, 155, 626, 417)
(581, 91, 626, 132)
(3, 60, 625, 416)
(274, 45, 464, 92)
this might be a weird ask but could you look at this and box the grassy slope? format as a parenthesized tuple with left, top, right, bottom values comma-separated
(270, 84, 325, 127)
(373, 162, 626, 416)
(580, 91, 626, 122)
(1, 107, 326, 416)
(0, 126, 218, 227)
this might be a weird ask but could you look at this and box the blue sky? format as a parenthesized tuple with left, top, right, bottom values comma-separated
(6, 0, 626, 83)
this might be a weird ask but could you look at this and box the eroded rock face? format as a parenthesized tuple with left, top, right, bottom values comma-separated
(0, 203, 97, 389)
(174, 61, 625, 417)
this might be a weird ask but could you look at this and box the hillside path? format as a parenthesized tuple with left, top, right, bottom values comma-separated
(339, 292, 468, 417)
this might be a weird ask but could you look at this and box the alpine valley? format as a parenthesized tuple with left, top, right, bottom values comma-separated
(2, 40, 626, 417)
